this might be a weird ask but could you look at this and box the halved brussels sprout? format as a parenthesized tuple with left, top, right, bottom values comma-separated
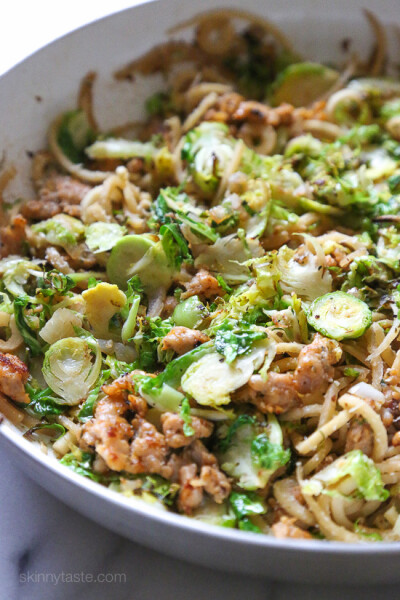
(348, 78, 400, 99)
(219, 414, 290, 491)
(31, 214, 85, 250)
(270, 62, 339, 107)
(182, 122, 235, 194)
(172, 295, 207, 329)
(85, 222, 126, 254)
(307, 291, 372, 341)
(85, 139, 156, 162)
(181, 340, 268, 407)
(301, 450, 389, 501)
(106, 234, 174, 292)
(0, 257, 42, 300)
(42, 336, 102, 405)
(39, 308, 83, 344)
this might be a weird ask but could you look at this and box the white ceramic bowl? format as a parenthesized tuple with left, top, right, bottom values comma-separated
(1, 0, 400, 583)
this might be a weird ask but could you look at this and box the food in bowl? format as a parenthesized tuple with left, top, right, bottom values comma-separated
(1, 8, 400, 543)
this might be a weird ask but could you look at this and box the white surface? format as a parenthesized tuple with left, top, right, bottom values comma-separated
(0, 2, 398, 598)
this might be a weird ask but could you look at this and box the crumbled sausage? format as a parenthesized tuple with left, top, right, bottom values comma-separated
(232, 101, 295, 126)
(344, 419, 374, 457)
(197, 465, 231, 503)
(294, 334, 342, 395)
(0, 352, 30, 404)
(181, 269, 224, 300)
(272, 516, 313, 539)
(177, 463, 204, 513)
(0, 215, 27, 258)
(176, 440, 231, 513)
(128, 416, 171, 478)
(161, 412, 213, 448)
(80, 396, 171, 476)
(161, 326, 209, 355)
(233, 372, 300, 414)
(21, 174, 91, 221)
(80, 396, 135, 471)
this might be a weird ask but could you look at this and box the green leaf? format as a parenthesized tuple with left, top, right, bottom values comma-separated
(216, 275, 233, 295)
(251, 433, 290, 470)
(219, 415, 256, 452)
(26, 422, 66, 440)
(343, 367, 360, 378)
(160, 223, 193, 268)
(132, 316, 175, 370)
(60, 450, 102, 482)
(214, 319, 267, 364)
(179, 397, 195, 436)
(141, 474, 179, 506)
(388, 174, 400, 194)
(229, 491, 265, 532)
(230, 491, 266, 518)
(302, 450, 389, 501)
(238, 517, 262, 533)
(145, 91, 174, 117)
(175, 211, 219, 243)
(25, 383, 67, 416)
(78, 369, 111, 422)
(36, 270, 75, 298)
(14, 297, 43, 356)
(139, 341, 213, 404)
(57, 109, 95, 163)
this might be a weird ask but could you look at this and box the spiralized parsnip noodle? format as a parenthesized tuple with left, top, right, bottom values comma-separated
(2, 8, 400, 543)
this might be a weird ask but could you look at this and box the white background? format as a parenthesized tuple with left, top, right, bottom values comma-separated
(0, 2, 398, 598)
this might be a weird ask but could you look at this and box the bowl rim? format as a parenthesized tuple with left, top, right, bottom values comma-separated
(1, 0, 400, 558)
(2, 421, 400, 555)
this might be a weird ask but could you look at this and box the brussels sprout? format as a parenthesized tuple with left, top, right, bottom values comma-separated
(284, 134, 323, 158)
(191, 498, 236, 528)
(241, 179, 271, 239)
(276, 245, 332, 302)
(301, 450, 389, 501)
(42, 336, 102, 405)
(39, 308, 83, 344)
(182, 122, 235, 194)
(219, 414, 289, 490)
(32, 214, 85, 250)
(214, 319, 267, 364)
(141, 383, 185, 413)
(172, 296, 207, 329)
(106, 234, 174, 293)
(181, 340, 269, 408)
(85, 138, 156, 162)
(380, 99, 400, 120)
(270, 62, 339, 107)
(307, 291, 372, 341)
(138, 341, 214, 411)
(85, 222, 127, 254)
(121, 295, 140, 343)
(348, 77, 400, 99)
(229, 491, 267, 532)
(0, 257, 42, 300)
(194, 233, 263, 285)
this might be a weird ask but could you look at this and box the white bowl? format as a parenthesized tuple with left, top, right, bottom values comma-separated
(1, 0, 400, 583)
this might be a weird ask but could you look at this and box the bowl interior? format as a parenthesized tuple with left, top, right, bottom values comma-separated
(1, 0, 400, 582)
